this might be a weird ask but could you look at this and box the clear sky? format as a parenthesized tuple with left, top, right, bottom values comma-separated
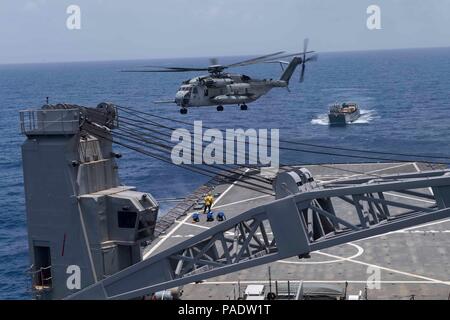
(1, 0, 450, 64)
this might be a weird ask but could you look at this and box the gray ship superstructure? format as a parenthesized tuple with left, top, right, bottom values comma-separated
(20, 103, 158, 299)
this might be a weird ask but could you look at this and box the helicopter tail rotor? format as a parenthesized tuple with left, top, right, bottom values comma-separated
(299, 38, 318, 83)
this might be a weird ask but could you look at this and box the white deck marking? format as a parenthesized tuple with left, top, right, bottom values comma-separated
(178, 221, 235, 236)
(316, 251, 450, 285)
(213, 194, 272, 210)
(322, 162, 414, 185)
(213, 168, 250, 207)
(384, 192, 435, 204)
(412, 161, 435, 196)
(195, 280, 449, 285)
(143, 213, 193, 259)
(278, 243, 364, 265)
(356, 218, 450, 242)
(306, 162, 402, 167)
(398, 230, 450, 234)
(174, 220, 276, 237)
(355, 162, 449, 242)
(144, 168, 250, 259)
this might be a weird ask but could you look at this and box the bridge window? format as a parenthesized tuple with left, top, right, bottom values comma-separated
(193, 87, 198, 94)
(204, 89, 208, 96)
(118, 211, 137, 228)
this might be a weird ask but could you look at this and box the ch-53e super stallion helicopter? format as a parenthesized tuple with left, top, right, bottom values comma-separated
(122, 39, 317, 114)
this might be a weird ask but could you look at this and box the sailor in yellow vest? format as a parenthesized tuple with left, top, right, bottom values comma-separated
(203, 192, 214, 214)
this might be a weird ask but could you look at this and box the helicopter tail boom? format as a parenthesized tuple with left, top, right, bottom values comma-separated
(154, 100, 176, 104)
(279, 57, 302, 83)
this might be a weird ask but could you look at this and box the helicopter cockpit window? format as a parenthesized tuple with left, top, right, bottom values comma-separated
(241, 75, 251, 81)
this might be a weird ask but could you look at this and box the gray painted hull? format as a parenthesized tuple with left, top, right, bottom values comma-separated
(328, 109, 360, 125)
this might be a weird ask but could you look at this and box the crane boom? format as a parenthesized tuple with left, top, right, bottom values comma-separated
(68, 169, 450, 300)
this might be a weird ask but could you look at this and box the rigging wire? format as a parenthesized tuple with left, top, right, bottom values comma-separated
(86, 108, 282, 187)
(111, 132, 274, 193)
(85, 105, 440, 184)
(117, 121, 272, 180)
(117, 121, 405, 184)
(112, 106, 435, 181)
(114, 125, 273, 186)
(83, 123, 274, 195)
(115, 104, 450, 162)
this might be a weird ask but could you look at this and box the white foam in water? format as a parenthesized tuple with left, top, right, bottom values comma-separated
(311, 109, 378, 126)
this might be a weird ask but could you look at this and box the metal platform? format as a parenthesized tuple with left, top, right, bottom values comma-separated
(144, 162, 450, 300)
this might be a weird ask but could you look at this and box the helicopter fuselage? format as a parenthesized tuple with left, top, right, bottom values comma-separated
(123, 41, 316, 113)
(175, 73, 287, 108)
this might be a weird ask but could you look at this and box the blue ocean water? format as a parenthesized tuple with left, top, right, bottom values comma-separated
(1, 47, 450, 299)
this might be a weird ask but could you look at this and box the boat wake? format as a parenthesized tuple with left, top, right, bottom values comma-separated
(311, 109, 378, 126)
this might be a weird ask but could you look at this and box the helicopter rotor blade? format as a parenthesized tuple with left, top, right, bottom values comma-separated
(121, 67, 208, 73)
(121, 47, 317, 75)
(225, 51, 285, 68)
(138, 65, 210, 71)
(300, 63, 306, 83)
(209, 58, 219, 65)
(267, 51, 314, 61)
(305, 54, 318, 62)
(154, 100, 176, 104)
(136, 52, 288, 74)
(303, 38, 309, 59)
(298, 38, 317, 83)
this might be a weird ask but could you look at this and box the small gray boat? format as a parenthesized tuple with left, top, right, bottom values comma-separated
(328, 102, 361, 125)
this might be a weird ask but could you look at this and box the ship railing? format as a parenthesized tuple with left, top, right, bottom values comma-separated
(27, 264, 53, 292)
(20, 108, 80, 135)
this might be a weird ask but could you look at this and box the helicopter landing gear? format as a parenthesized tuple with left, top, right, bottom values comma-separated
(216, 105, 224, 112)
(180, 108, 188, 114)
(240, 104, 248, 111)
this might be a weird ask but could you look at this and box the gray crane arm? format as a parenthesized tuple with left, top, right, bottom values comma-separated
(67, 170, 450, 300)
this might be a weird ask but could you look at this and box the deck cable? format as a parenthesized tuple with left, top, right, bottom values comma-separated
(85, 106, 436, 183)
(83, 123, 274, 196)
(114, 126, 273, 186)
(115, 104, 450, 162)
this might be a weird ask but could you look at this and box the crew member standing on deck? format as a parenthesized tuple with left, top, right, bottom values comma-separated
(203, 192, 214, 214)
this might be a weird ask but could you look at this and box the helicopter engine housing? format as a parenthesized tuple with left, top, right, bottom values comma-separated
(204, 78, 233, 88)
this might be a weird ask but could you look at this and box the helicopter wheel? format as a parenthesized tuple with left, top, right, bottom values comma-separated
(217, 105, 224, 112)
(240, 104, 248, 111)
(180, 108, 188, 114)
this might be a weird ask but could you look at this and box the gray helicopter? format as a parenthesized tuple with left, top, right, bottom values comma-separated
(122, 39, 317, 114)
